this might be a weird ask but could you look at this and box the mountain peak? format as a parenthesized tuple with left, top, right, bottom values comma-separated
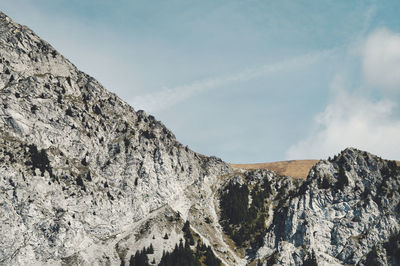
(0, 11, 230, 265)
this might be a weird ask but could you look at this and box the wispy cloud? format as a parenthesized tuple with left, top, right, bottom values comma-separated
(286, 28, 400, 160)
(130, 49, 334, 113)
(286, 87, 400, 160)
(363, 28, 400, 92)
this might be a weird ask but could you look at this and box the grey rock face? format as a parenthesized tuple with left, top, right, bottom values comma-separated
(256, 148, 400, 265)
(1, 11, 400, 266)
(0, 11, 229, 265)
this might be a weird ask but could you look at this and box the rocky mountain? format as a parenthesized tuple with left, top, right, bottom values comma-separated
(0, 11, 399, 266)
(230, 160, 320, 179)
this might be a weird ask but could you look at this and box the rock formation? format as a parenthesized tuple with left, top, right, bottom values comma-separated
(0, 11, 228, 265)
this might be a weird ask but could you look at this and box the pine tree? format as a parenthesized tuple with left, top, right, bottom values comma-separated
(182, 220, 195, 245)
(148, 243, 154, 254)
(303, 250, 318, 266)
(129, 249, 149, 266)
(204, 246, 222, 266)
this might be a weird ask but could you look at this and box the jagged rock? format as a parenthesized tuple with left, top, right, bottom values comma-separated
(256, 148, 400, 265)
(0, 11, 230, 265)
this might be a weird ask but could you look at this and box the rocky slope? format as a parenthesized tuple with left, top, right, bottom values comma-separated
(1, 11, 399, 266)
(230, 160, 320, 179)
(224, 149, 400, 265)
(0, 11, 230, 265)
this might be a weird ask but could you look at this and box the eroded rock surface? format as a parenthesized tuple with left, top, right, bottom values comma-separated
(251, 148, 400, 265)
(0, 11, 229, 265)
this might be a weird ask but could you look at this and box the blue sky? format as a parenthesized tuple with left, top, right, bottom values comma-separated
(2, 1, 400, 163)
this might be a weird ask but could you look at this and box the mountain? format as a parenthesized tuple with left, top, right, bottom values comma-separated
(1, 11, 399, 266)
(231, 160, 400, 180)
(230, 160, 320, 179)
(0, 11, 229, 265)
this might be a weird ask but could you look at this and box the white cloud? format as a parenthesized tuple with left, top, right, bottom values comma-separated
(130, 49, 333, 113)
(286, 88, 400, 160)
(287, 28, 400, 160)
(363, 28, 400, 91)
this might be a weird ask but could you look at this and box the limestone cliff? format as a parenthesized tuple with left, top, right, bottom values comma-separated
(0, 11, 229, 265)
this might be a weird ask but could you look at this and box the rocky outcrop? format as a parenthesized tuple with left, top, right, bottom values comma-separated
(255, 148, 400, 265)
(0, 11, 229, 265)
(215, 148, 400, 265)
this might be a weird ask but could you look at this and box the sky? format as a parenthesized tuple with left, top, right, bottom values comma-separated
(1, 0, 400, 163)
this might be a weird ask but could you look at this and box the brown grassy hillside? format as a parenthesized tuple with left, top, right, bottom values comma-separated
(230, 160, 319, 179)
(231, 160, 400, 179)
